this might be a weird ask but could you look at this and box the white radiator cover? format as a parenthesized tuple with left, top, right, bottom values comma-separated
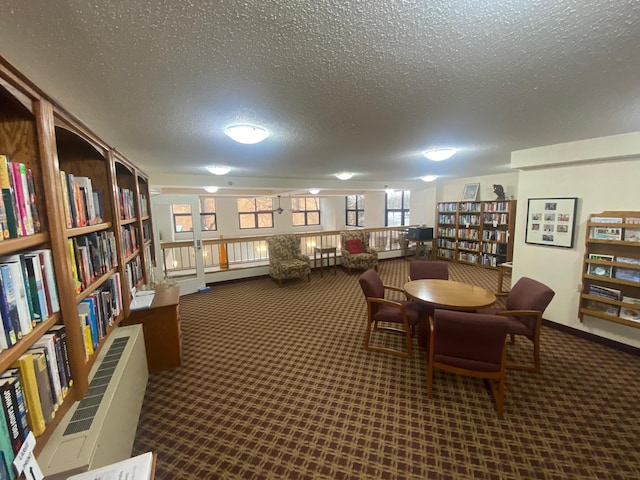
(39, 325, 149, 479)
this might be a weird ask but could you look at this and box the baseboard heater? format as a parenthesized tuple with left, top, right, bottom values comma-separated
(39, 325, 149, 479)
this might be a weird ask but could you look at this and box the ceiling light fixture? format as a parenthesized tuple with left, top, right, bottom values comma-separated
(424, 148, 457, 161)
(224, 124, 269, 144)
(309, 188, 320, 195)
(204, 186, 219, 193)
(420, 175, 438, 182)
(335, 172, 353, 180)
(207, 165, 231, 175)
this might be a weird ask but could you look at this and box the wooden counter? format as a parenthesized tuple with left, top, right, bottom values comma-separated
(122, 285, 181, 372)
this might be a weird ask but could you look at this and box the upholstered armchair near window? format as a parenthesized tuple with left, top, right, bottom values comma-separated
(477, 277, 555, 373)
(358, 269, 422, 358)
(266, 235, 311, 288)
(427, 309, 510, 416)
(340, 230, 378, 274)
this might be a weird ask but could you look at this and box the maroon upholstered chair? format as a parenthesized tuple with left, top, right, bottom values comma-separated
(427, 309, 509, 416)
(358, 269, 423, 358)
(478, 277, 555, 373)
(408, 260, 449, 281)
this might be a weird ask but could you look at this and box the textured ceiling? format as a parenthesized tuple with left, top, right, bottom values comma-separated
(1, 1, 639, 191)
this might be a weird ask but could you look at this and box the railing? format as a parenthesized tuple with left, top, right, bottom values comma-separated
(159, 226, 415, 278)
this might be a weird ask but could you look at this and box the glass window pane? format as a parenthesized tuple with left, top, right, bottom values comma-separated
(256, 198, 273, 211)
(357, 195, 364, 209)
(306, 197, 319, 210)
(201, 198, 216, 212)
(403, 190, 410, 206)
(175, 214, 193, 232)
(347, 211, 356, 226)
(239, 213, 256, 229)
(403, 211, 411, 226)
(307, 212, 320, 225)
(346, 195, 356, 209)
(292, 212, 305, 226)
(238, 198, 255, 212)
(172, 204, 191, 214)
(387, 192, 403, 209)
(291, 198, 303, 211)
(387, 211, 402, 227)
(357, 211, 365, 226)
(200, 214, 216, 231)
(257, 213, 273, 228)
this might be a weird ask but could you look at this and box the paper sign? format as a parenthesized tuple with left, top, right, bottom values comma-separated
(13, 432, 43, 480)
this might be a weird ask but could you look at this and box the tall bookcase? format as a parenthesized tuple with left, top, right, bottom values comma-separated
(435, 200, 516, 268)
(579, 211, 640, 328)
(0, 55, 155, 455)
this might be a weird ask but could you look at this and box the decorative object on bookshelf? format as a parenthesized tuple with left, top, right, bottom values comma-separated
(525, 197, 578, 248)
(493, 184, 506, 200)
(461, 183, 480, 201)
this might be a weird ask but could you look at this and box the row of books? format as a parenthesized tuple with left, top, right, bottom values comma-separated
(126, 257, 143, 291)
(122, 224, 139, 257)
(483, 213, 509, 225)
(0, 250, 59, 351)
(0, 325, 72, 478)
(77, 273, 123, 364)
(139, 193, 148, 217)
(0, 155, 42, 240)
(69, 231, 118, 294)
(60, 170, 104, 229)
(119, 187, 136, 220)
(482, 229, 509, 243)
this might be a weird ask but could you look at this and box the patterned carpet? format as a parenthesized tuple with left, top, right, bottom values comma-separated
(132, 259, 640, 479)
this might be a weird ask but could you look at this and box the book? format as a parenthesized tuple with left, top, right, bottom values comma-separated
(31, 334, 63, 407)
(625, 217, 640, 224)
(614, 267, 640, 283)
(78, 299, 99, 351)
(9, 162, 30, 237)
(27, 349, 55, 424)
(0, 396, 15, 479)
(585, 299, 619, 316)
(22, 254, 48, 322)
(591, 227, 622, 240)
(67, 452, 154, 480)
(623, 228, 640, 242)
(47, 325, 73, 396)
(0, 265, 23, 341)
(588, 284, 621, 300)
(0, 156, 19, 239)
(11, 354, 46, 436)
(59, 171, 73, 229)
(24, 167, 40, 233)
(0, 378, 23, 455)
(0, 259, 33, 335)
(33, 249, 60, 313)
(0, 185, 6, 241)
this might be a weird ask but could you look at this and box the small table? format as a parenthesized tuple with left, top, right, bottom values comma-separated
(497, 262, 513, 296)
(314, 246, 337, 277)
(404, 279, 497, 346)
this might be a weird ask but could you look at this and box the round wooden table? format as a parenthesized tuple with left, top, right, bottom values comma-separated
(404, 279, 497, 347)
(404, 279, 497, 311)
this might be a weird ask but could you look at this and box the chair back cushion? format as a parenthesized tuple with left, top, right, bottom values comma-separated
(433, 309, 508, 372)
(267, 235, 301, 261)
(507, 277, 555, 329)
(345, 239, 363, 254)
(341, 230, 370, 250)
(359, 269, 385, 314)
(409, 260, 449, 280)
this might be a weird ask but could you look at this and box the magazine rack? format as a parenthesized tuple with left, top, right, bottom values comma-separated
(579, 211, 640, 328)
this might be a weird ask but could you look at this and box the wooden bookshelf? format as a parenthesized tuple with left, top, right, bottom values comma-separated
(435, 200, 516, 268)
(579, 211, 640, 328)
(0, 53, 156, 458)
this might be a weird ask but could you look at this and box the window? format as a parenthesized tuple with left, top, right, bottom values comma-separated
(385, 190, 410, 226)
(199, 197, 217, 231)
(238, 197, 274, 229)
(292, 197, 320, 226)
(346, 195, 365, 227)
(172, 204, 193, 232)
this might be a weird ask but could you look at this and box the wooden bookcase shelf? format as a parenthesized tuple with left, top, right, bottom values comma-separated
(0, 54, 156, 458)
(579, 211, 640, 328)
(435, 200, 516, 268)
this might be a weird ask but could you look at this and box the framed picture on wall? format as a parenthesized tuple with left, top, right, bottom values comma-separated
(461, 183, 480, 201)
(525, 197, 578, 248)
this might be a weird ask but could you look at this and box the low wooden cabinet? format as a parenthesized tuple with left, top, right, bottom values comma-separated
(122, 285, 182, 372)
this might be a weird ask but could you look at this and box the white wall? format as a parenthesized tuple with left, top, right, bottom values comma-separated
(513, 157, 640, 347)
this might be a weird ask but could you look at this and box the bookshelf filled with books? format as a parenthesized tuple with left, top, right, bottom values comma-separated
(435, 200, 516, 268)
(0, 54, 155, 464)
(579, 211, 640, 328)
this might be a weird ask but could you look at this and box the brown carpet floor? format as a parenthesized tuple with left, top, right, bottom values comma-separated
(132, 259, 640, 479)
